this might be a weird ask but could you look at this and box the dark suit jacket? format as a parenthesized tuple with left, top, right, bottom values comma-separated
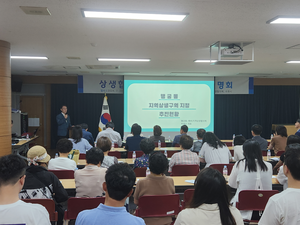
(82, 129, 94, 146)
(125, 135, 145, 151)
(56, 113, 71, 136)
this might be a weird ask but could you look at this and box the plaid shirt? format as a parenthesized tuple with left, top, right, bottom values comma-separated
(168, 149, 200, 172)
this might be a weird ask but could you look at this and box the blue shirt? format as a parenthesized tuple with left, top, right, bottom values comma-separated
(296, 129, 300, 137)
(133, 154, 150, 169)
(69, 138, 93, 154)
(75, 203, 145, 225)
(82, 129, 94, 146)
(172, 133, 193, 147)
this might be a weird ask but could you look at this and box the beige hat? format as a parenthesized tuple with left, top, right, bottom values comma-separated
(27, 145, 51, 165)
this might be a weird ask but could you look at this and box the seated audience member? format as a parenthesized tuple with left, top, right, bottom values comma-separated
(199, 132, 232, 168)
(190, 128, 206, 153)
(96, 136, 118, 168)
(169, 135, 200, 172)
(80, 123, 94, 146)
(19, 146, 68, 225)
(295, 119, 300, 137)
(69, 125, 93, 154)
(133, 138, 155, 169)
(259, 143, 300, 225)
(125, 124, 145, 151)
(251, 124, 268, 150)
(75, 163, 145, 225)
(126, 123, 144, 138)
(48, 138, 77, 170)
(175, 168, 243, 225)
(172, 125, 193, 147)
(134, 152, 175, 225)
(75, 148, 107, 197)
(95, 122, 122, 147)
(233, 135, 246, 161)
(228, 140, 272, 221)
(0, 154, 51, 225)
(149, 125, 165, 143)
(276, 135, 300, 189)
(268, 125, 287, 155)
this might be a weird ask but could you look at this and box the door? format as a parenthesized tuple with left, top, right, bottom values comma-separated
(20, 96, 45, 146)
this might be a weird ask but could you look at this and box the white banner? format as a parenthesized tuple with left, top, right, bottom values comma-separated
(215, 77, 253, 94)
(78, 75, 123, 94)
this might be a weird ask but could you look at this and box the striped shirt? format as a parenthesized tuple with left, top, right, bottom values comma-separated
(168, 150, 200, 172)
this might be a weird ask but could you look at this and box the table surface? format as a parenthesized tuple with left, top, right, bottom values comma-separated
(12, 136, 38, 147)
(111, 147, 181, 152)
(60, 175, 279, 189)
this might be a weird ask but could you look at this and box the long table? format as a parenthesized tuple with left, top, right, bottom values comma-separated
(12, 136, 39, 154)
(111, 147, 181, 152)
(60, 175, 279, 190)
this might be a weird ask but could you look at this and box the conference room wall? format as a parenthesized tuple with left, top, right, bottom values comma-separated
(214, 86, 300, 139)
(50, 84, 124, 149)
(51, 84, 300, 148)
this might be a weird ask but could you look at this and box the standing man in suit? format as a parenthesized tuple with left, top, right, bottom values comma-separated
(56, 105, 71, 140)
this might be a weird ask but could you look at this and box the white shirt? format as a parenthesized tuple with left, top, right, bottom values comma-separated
(277, 165, 288, 190)
(199, 143, 232, 167)
(48, 157, 77, 170)
(228, 160, 273, 220)
(95, 128, 122, 147)
(233, 145, 244, 161)
(0, 200, 51, 225)
(258, 188, 300, 225)
(174, 203, 244, 225)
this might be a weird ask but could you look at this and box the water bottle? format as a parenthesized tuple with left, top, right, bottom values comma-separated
(164, 150, 168, 158)
(111, 141, 114, 150)
(158, 140, 161, 149)
(146, 167, 150, 176)
(168, 135, 171, 142)
(55, 153, 58, 158)
(26, 134, 29, 139)
(267, 150, 271, 161)
(132, 151, 136, 162)
(271, 134, 274, 139)
(232, 134, 235, 147)
(94, 142, 97, 147)
(223, 165, 228, 181)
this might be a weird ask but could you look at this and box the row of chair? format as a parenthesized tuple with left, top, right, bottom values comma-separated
(22, 189, 279, 224)
(49, 163, 235, 179)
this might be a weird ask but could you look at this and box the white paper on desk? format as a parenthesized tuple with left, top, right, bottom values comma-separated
(272, 176, 277, 178)
(28, 118, 40, 127)
(118, 161, 124, 163)
(185, 180, 195, 184)
(271, 157, 279, 161)
(160, 148, 167, 150)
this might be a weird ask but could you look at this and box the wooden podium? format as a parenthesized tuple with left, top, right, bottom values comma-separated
(272, 124, 297, 136)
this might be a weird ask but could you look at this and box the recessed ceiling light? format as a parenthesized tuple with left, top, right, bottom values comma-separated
(267, 16, 300, 24)
(98, 58, 150, 62)
(82, 10, 187, 21)
(194, 60, 217, 63)
(11, 56, 48, 59)
(286, 61, 300, 63)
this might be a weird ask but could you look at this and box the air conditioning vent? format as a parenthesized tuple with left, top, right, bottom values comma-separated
(86, 65, 120, 70)
(20, 6, 51, 15)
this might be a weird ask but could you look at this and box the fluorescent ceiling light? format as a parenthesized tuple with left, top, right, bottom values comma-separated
(11, 56, 48, 59)
(267, 17, 300, 24)
(194, 60, 217, 63)
(286, 61, 300, 63)
(83, 11, 187, 21)
(98, 58, 150, 62)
